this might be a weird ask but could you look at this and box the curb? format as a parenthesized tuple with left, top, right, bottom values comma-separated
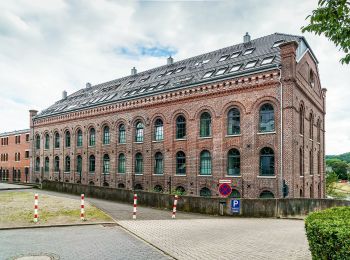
(0, 221, 117, 231)
(0, 187, 33, 191)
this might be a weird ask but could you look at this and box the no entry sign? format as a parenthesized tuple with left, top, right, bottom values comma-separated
(219, 183, 232, 197)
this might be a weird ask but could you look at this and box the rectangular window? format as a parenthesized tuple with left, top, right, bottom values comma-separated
(26, 134, 29, 142)
(25, 151, 29, 159)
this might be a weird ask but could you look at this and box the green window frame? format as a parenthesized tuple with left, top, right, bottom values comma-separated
(103, 154, 110, 174)
(76, 155, 82, 173)
(135, 121, 144, 142)
(154, 119, 164, 141)
(45, 134, 50, 149)
(103, 126, 110, 145)
(260, 147, 274, 176)
(89, 155, 95, 173)
(200, 112, 211, 137)
(54, 132, 60, 148)
(65, 131, 71, 148)
(135, 153, 143, 174)
(200, 150, 212, 175)
(119, 124, 126, 144)
(89, 128, 96, 146)
(44, 157, 49, 172)
(65, 156, 70, 172)
(36, 135, 40, 150)
(227, 108, 240, 135)
(118, 153, 126, 173)
(259, 103, 275, 132)
(35, 157, 40, 172)
(227, 149, 240, 176)
(176, 151, 186, 175)
(154, 152, 163, 175)
(77, 129, 83, 147)
(176, 115, 186, 139)
(54, 156, 59, 172)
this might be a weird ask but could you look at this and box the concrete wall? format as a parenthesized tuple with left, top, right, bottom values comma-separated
(42, 181, 350, 218)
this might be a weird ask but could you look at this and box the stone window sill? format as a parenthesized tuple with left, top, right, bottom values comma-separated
(199, 136, 212, 139)
(225, 134, 241, 137)
(257, 131, 276, 135)
(225, 175, 242, 178)
(257, 175, 276, 179)
(197, 175, 212, 177)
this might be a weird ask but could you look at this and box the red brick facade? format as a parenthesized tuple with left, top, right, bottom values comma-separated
(30, 42, 326, 198)
(0, 129, 30, 183)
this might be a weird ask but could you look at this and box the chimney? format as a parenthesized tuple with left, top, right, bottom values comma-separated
(131, 67, 137, 75)
(86, 82, 92, 88)
(62, 90, 67, 100)
(243, 32, 251, 43)
(167, 56, 174, 65)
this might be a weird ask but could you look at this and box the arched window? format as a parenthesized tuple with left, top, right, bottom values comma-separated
(230, 189, 241, 198)
(199, 187, 211, 197)
(35, 157, 40, 172)
(260, 147, 274, 176)
(300, 148, 304, 176)
(118, 183, 125, 189)
(54, 156, 59, 172)
(176, 115, 186, 139)
(200, 112, 211, 137)
(154, 152, 163, 175)
(54, 132, 60, 148)
(227, 108, 240, 135)
(176, 151, 186, 175)
(259, 190, 275, 198)
(35, 135, 40, 150)
(154, 185, 163, 193)
(76, 155, 82, 173)
(44, 157, 49, 172)
(259, 103, 275, 132)
(227, 149, 240, 176)
(134, 183, 143, 190)
(65, 156, 71, 172)
(76, 129, 83, 147)
(200, 150, 212, 175)
(135, 121, 144, 142)
(118, 153, 126, 173)
(317, 119, 321, 142)
(103, 154, 110, 174)
(309, 70, 315, 87)
(309, 113, 313, 139)
(89, 155, 95, 173)
(310, 150, 313, 175)
(65, 131, 71, 148)
(317, 151, 321, 175)
(135, 153, 143, 174)
(175, 186, 186, 195)
(89, 128, 96, 146)
(103, 126, 110, 145)
(45, 133, 50, 149)
(119, 124, 126, 144)
(154, 119, 164, 141)
(299, 105, 304, 135)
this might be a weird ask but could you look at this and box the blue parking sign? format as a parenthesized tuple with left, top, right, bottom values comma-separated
(231, 199, 240, 213)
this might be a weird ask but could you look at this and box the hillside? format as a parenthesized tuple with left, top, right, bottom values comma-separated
(326, 152, 350, 163)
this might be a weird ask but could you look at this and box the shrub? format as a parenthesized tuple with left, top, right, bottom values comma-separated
(305, 207, 350, 260)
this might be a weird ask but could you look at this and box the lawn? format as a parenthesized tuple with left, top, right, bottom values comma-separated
(0, 191, 113, 228)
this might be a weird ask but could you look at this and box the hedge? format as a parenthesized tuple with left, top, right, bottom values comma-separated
(305, 207, 350, 260)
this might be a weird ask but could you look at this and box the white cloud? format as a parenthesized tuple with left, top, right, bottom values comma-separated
(0, 0, 348, 154)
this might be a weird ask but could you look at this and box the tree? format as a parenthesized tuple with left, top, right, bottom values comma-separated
(326, 158, 349, 179)
(326, 171, 338, 195)
(302, 0, 350, 64)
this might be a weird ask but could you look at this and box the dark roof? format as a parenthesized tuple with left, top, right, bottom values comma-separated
(36, 33, 308, 118)
(0, 129, 30, 137)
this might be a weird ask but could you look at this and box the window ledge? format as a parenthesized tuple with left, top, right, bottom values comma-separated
(135, 173, 143, 176)
(88, 145, 96, 148)
(198, 136, 212, 139)
(117, 173, 126, 175)
(225, 175, 242, 178)
(152, 174, 164, 176)
(103, 144, 110, 146)
(175, 138, 187, 141)
(225, 134, 241, 137)
(175, 174, 187, 177)
(300, 176, 304, 178)
(152, 140, 164, 143)
(118, 143, 126, 145)
(197, 175, 213, 177)
(134, 142, 144, 144)
(257, 131, 276, 135)
(299, 134, 304, 137)
(257, 175, 276, 179)
(64, 172, 70, 174)
(309, 139, 313, 142)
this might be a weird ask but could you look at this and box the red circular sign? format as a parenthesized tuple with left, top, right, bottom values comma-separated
(219, 183, 232, 197)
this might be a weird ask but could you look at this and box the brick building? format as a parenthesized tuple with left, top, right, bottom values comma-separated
(30, 33, 326, 198)
(0, 129, 31, 183)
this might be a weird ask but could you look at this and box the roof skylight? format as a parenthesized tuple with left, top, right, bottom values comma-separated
(245, 60, 258, 69)
(139, 87, 147, 93)
(122, 92, 129, 97)
(229, 64, 241, 72)
(243, 48, 255, 55)
(230, 52, 241, 58)
(272, 40, 284, 48)
(218, 55, 229, 62)
(261, 56, 275, 65)
(125, 80, 134, 86)
(203, 59, 210, 64)
(176, 67, 185, 73)
(203, 70, 215, 79)
(130, 89, 138, 95)
(165, 70, 174, 76)
(140, 76, 150, 83)
(215, 67, 228, 76)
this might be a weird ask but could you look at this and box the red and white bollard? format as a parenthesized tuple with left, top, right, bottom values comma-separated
(33, 193, 39, 223)
(80, 194, 85, 221)
(133, 194, 137, 220)
(172, 195, 178, 219)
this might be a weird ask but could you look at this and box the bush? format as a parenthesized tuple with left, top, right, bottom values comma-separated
(305, 207, 350, 260)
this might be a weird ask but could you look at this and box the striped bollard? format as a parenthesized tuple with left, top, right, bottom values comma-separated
(81, 194, 86, 221)
(133, 194, 137, 220)
(172, 195, 178, 219)
(33, 193, 39, 223)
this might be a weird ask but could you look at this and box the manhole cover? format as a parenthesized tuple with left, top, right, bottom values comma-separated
(11, 253, 59, 260)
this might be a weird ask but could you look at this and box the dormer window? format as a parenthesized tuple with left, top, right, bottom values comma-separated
(203, 70, 215, 79)
(140, 76, 150, 83)
(139, 87, 147, 93)
(218, 55, 229, 62)
(125, 80, 134, 86)
(309, 70, 315, 87)
(261, 56, 275, 65)
(229, 64, 242, 72)
(203, 59, 210, 64)
(230, 52, 241, 58)
(122, 92, 129, 97)
(130, 89, 138, 95)
(245, 60, 257, 69)
(272, 40, 284, 48)
(215, 67, 228, 76)
(176, 67, 185, 73)
(165, 70, 175, 76)
(243, 48, 255, 55)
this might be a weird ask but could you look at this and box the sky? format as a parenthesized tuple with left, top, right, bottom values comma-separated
(0, 0, 348, 155)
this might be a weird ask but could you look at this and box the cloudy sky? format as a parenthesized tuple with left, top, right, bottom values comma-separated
(0, 0, 348, 155)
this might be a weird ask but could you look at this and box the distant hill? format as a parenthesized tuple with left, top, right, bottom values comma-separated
(326, 152, 350, 163)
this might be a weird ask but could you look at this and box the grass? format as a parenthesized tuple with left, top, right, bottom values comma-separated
(0, 191, 113, 228)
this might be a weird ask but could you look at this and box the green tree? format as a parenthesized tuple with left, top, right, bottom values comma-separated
(326, 171, 338, 195)
(326, 158, 349, 179)
(302, 0, 350, 64)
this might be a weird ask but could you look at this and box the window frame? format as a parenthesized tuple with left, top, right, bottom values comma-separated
(259, 103, 275, 133)
(199, 112, 212, 137)
(200, 150, 212, 175)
